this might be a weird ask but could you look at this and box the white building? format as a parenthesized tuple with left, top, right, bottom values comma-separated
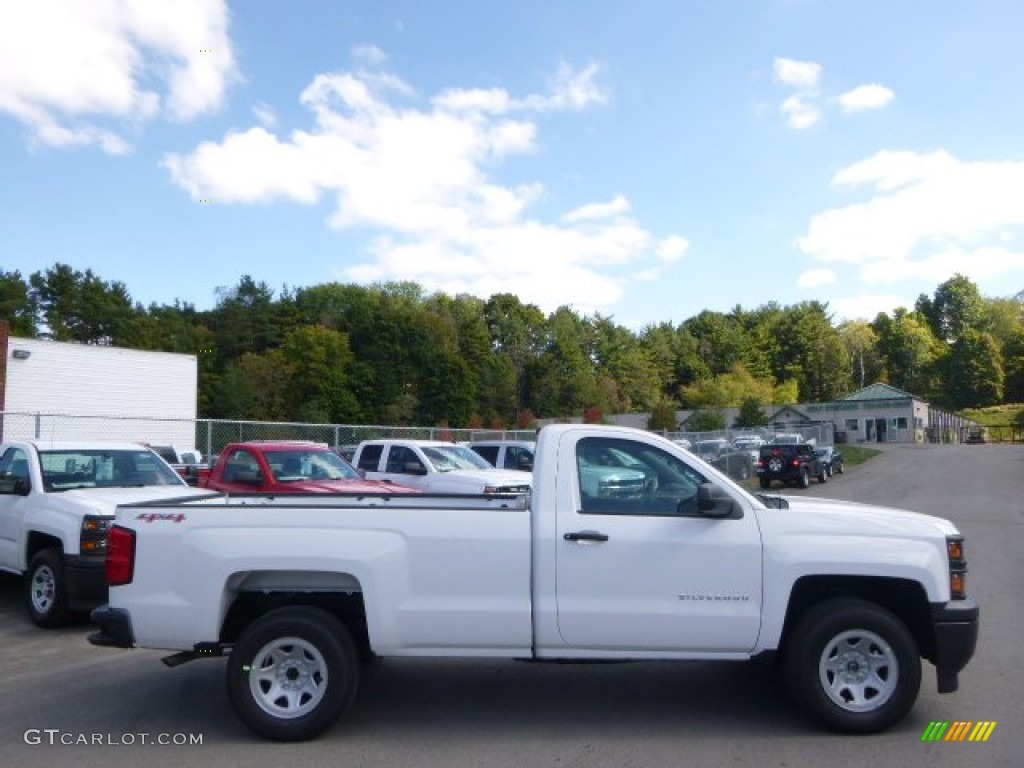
(1, 323, 198, 447)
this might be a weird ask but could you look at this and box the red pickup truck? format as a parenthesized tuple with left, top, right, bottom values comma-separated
(199, 441, 418, 494)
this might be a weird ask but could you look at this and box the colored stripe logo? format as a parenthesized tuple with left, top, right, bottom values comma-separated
(921, 721, 997, 742)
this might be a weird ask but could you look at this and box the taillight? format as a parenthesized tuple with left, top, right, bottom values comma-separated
(106, 525, 136, 586)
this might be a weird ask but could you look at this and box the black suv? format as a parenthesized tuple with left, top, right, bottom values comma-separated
(756, 443, 826, 489)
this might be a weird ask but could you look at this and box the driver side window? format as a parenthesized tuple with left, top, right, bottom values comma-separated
(576, 437, 706, 517)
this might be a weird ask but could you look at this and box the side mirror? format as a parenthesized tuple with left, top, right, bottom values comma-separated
(0, 475, 30, 496)
(697, 482, 735, 518)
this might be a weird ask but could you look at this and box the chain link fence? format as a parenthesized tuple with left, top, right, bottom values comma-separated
(0, 411, 538, 460)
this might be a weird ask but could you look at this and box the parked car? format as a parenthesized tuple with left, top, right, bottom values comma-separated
(466, 440, 536, 471)
(92, 423, 978, 741)
(200, 441, 418, 494)
(769, 433, 806, 445)
(814, 446, 845, 477)
(353, 440, 531, 494)
(756, 443, 827, 489)
(693, 438, 730, 461)
(964, 428, 987, 444)
(0, 440, 210, 627)
(711, 447, 756, 481)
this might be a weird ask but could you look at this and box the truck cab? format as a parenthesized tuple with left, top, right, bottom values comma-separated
(202, 441, 419, 494)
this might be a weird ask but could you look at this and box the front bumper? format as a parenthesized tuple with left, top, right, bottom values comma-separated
(89, 605, 136, 649)
(931, 597, 979, 693)
(63, 554, 108, 611)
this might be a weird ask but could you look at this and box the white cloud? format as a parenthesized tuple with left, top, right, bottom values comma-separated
(837, 83, 895, 113)
(797, 149, 1024, 290)
(352, 44, 388, 66)
(165, 59, 683, 315)
(797, 269, 837, 289)
(773, 58, 822, 89)
(562, 195, 631, 223)
(252, 102, 277, 128)
(0, 0, 237, 153)
(830, 293, 915, 322)
(769, 58, 892, 130)
(780, 95, 822, 130)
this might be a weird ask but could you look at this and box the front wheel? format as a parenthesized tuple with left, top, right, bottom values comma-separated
(784, 598, 921, 733)
(227, 606, 360, 741)
(25, 549, 74, 628)
(798, 468, 810, 489)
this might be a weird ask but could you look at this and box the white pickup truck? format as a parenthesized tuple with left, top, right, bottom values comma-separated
(0, 440, 209, 627)
(90, 424, 978, 742)
(352, 439, 532, 493)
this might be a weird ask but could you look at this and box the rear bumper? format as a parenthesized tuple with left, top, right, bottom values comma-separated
(89, 605, 136, 649)
(63, 555, 108, 611)
(931, 597, 979, 693)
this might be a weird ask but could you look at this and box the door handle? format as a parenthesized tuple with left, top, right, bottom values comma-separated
(564, 531, 609, 542)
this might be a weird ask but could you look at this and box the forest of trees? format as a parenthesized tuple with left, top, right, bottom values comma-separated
(2, 265, 1022, 429)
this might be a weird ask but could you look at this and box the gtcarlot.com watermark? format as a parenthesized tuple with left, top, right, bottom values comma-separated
(24, 729, 203, 746)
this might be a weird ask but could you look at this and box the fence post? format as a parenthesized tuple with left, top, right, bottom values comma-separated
(34, 412, 41, 439)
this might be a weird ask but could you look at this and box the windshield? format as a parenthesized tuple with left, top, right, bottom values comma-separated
(421, 445, 492, 472)
(264, 449, 361, 482)
(39, 449, 184, 491)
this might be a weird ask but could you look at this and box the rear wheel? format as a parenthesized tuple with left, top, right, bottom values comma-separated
(817, 465, 828, 483)
(227, 606, 360, 741)
(798, 468, 810, 489)
(784, 599, 921, 733)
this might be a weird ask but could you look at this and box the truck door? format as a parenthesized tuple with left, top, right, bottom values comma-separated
(554, 432, 763, 652)
(0, 447, 32, 569)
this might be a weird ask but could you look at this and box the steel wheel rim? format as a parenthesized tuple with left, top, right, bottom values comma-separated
(248, 636, 329, 719)
(30, 564, 56, 614)
(818, 629, 898, 712)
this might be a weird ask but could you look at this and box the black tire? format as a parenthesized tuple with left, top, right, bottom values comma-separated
(227, 606, 360, 741)
(759, 477, 771, 490)
(798, 467, 810, 489)
(817, 466, 828, 483)
(836, 461, 845, 475)
(783, 598, 921, 733)
(25, 549, 74, 628)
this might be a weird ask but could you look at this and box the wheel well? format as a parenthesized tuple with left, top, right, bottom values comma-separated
(25, 532, 63, 565)
(780, 576, 935, 662)
(220, 590, 371, 659)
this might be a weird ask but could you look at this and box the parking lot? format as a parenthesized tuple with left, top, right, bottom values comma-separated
(1, 442, 1020, 768)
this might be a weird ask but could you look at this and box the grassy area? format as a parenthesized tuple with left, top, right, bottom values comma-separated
(961, 403, 1024, 427)
(839, 444, 882, 467)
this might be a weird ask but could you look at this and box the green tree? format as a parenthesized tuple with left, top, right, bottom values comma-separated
(734, 397, 768, 428)
(872, 308, 944, 399)
(944, 330, 1004, 408)
(280, 325, 360, 423)
(838, 320, 883, 390)
(484, 293, 546, 423)
(29, 263, 137, 344)
(687, 407, 726, 432)
(916, 273, 988, 343)
(0, 269, 37, 336)
(680, 363, 776, 407)
(647, 399, 680, 431)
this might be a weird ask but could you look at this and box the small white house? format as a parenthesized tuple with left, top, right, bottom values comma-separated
(1, 323, 197, 447)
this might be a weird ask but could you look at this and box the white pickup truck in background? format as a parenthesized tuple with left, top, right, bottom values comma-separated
(90, 424, 978, 742)
(352, 439, 531, 493)
(0, 440, 209, 627)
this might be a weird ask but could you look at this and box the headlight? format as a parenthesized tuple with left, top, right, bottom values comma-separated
(947, 536, 967, 600)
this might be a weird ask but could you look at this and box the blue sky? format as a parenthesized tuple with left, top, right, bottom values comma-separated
(3, 0, 1024, 330)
